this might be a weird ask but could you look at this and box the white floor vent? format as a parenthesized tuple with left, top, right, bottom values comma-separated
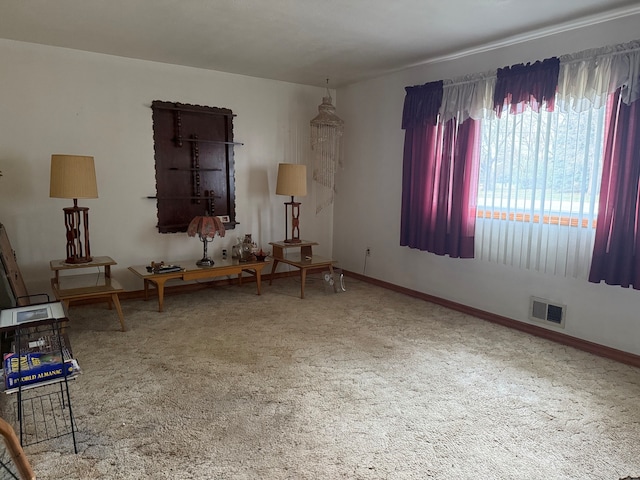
(529, 296, 566, 327)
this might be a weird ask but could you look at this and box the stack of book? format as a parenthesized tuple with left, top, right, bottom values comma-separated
(146, 263, 183, 273)
(3, 333, 80, 390)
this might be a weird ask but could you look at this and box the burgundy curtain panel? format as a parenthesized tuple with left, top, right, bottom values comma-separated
(400, 81, 480, 258)
(589, 90, 640, 288)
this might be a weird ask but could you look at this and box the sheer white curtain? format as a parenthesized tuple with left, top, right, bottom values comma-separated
(434, 39, 640, 278)
(440, 73, 496, 123)
(557, 40, 640, 110)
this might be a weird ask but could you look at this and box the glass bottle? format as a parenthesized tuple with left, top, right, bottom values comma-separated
(241, 234, 253, 261)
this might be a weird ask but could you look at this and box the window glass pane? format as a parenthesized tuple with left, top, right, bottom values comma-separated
(478, 101, 605, 218)
(475, 99, 606, 278)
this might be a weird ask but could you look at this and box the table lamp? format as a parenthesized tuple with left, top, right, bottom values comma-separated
(49, 154, 98, 264)
(187, 215, 226, 266)
(276, 163, 307, 243)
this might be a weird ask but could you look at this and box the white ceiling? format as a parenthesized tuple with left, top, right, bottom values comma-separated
(1, 0, 639, 87)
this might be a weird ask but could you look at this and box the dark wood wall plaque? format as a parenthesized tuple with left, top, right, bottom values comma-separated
(151, 101, 241, 233)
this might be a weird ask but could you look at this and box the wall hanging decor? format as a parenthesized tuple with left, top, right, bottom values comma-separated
(150, 101, 241, 233)
(310, 81, 344, 214)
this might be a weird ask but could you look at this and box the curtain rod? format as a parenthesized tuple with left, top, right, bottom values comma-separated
(441, 41, 640, 89)
(561, 43, 640, 64)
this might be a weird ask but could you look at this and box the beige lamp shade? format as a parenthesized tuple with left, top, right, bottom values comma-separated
(276, 163, 307, 197)
(50, 154, 98, 199)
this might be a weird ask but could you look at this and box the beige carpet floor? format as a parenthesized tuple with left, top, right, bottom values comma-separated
(2, 276, 639, 479)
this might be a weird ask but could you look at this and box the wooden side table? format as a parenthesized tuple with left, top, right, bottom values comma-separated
(268, 241, 336, 299)
(50, 256, 126, 331)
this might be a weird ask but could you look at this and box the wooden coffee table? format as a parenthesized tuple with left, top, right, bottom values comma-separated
(128, 258, 269, 312)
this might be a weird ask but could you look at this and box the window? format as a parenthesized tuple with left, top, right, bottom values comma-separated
(475, 100, 606, 278)
(401, 39, 640, 284)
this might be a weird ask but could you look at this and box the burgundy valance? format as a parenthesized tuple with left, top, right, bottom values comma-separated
(402, 80, 443, 129)
(493, 57, 560, 116)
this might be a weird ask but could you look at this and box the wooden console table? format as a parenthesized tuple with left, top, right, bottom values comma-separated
(128, 258, 269, 312)
(50, 256, 126, 332)
(269, 241, 336, 299)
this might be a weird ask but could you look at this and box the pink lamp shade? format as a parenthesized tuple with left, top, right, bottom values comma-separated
(187, 216, 226, 239)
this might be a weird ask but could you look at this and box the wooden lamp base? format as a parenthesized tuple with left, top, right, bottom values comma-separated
(63, 202, 92, 264)
(284, 198, 302, 243)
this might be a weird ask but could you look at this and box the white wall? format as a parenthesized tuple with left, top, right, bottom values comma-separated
(333, 14, 640, 355)
(0, 40, 333, 294)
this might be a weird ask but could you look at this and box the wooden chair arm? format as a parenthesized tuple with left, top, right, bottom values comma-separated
(0, 417, 36, 480)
